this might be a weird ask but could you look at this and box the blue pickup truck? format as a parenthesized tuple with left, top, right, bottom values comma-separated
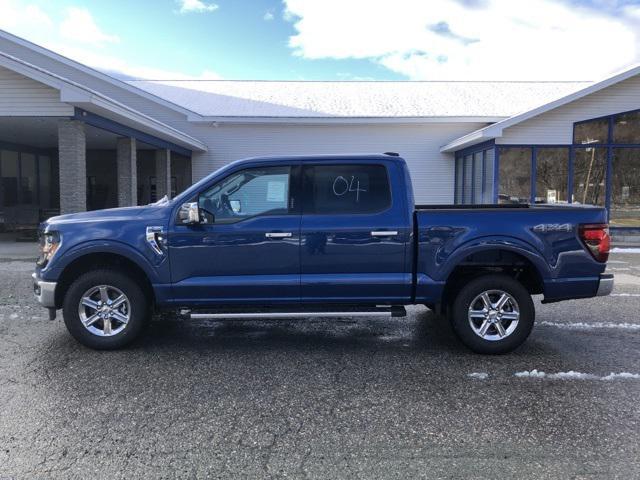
(33, 153, 613, 353)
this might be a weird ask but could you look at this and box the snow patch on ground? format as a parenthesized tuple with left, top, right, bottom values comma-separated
(611, 248, 640, 253)
(515, 369, 547, 378)
(602, 372, 640, 380)
(547, 371, 597, 380)
(539, 321, 640, 330)
(467, 372, 489, 380)
(515, 370, 640, 381)
(611, 293, 640, 297)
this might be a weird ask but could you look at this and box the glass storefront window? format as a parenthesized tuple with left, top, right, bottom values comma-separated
(573, 118, 609, 144)
(20, 153, 37, 204)
(38, 156, 51, 209)
(498, 147, 531, 204)
(483, 149, 495, 204)
(1, 150, 19, 207)
(573, 147, 607, 206)
(473, 152, 483, 204)
(613, 111, 640, 144)
(463, 155, 472, 203)
(455, 157, 463, 204)
(535, 148, 569, 204)
(611, 148, 640, 227)
(456, 149, 494, 204)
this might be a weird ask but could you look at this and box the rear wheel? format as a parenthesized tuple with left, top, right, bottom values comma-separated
(450, 274, 534, 354)
(62, 269, 149, 349)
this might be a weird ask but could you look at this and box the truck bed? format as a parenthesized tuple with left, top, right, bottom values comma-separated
(412, 203, 608, 304)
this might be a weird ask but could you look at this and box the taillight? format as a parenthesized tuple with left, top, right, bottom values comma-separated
(578, 223, 610, 263)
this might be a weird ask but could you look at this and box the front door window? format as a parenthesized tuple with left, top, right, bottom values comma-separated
(199, 166, 291, 224)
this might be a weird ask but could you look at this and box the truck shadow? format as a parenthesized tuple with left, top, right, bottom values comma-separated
(135, 307, 467, 353)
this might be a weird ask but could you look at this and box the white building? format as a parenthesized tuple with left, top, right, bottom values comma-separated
(0, 29, 639, 231)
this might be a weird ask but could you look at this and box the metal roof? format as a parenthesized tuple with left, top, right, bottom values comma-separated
(127, 79, 590, 120)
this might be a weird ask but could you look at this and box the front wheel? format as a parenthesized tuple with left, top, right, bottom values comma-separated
(450, 274, 534, 354)
(62, 269, 149, 350)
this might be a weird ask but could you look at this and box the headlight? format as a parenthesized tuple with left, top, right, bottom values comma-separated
(37, 231, 61, 267)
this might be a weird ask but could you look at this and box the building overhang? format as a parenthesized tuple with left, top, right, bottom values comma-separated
(72, 109, 193, 157)
(0, 51, 207, 153)
(440, 126, 499, 153)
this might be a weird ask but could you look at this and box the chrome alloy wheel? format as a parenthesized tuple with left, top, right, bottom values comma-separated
(467, 290, 520, 341)
(78, 285, 130, 337)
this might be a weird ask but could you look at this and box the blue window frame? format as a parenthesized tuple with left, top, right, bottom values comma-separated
(453, 106, 640, 226)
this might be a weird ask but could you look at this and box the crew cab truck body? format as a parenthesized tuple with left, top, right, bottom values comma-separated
(33, 154, 613, 353)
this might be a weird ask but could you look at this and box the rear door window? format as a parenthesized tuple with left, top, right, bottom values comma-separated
(303, 164, 391, 215)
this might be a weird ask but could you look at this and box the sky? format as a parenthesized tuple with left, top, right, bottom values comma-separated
(0, 0, 639, 81)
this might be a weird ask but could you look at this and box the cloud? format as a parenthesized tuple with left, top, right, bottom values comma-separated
(176, 0, 218, 14)
(44, 42, 222, 80)
(59, 7, 119, 45)
(283, 0, 640, 80)
(624, 4, 640, 19)
(0, 0, 52, 31)
(263, 11, 274, 21)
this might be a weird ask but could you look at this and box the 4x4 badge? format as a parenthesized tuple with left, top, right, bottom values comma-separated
(532, 223, 572, 233)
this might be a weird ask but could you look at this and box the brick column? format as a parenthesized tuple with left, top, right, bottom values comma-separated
(155, 149, 172, 200)
(58, 119, 86, 214)
(117, 137, 137, 206)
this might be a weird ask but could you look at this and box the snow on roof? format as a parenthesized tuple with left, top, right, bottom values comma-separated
(126, 79, 590, 119)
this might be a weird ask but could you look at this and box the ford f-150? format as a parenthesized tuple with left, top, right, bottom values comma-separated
(33, 153, 613, 353)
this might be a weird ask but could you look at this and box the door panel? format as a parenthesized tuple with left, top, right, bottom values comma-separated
(170, 216, 300, 304)
(168, 164, 301, 305)
(300, 162, 411, 302)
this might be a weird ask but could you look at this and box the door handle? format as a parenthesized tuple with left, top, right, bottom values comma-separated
(265, 232, 293, 238)
(371, 230, 399, 237)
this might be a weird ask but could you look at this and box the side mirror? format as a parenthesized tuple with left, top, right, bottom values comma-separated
(179, 202, 202, 225)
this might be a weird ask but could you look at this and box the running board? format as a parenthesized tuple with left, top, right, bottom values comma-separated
(182, 305, 407, 320)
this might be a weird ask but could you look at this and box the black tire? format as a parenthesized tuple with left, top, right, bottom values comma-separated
(450, 274, 534, 354)
(62, 269, 149, 350)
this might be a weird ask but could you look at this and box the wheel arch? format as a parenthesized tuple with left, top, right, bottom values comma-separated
(54, 250, 156, 309)
(441, 244, 546, 310)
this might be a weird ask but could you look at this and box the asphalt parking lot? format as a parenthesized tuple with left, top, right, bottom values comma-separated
(1, 246, 640, 479)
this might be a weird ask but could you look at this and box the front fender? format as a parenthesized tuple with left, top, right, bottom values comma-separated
(42, 239, 165, 284)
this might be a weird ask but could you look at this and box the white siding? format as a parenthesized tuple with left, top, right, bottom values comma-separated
(498, 75, 640, 145)
(189, 122, 487, 204)
(0, 65, 72, 116)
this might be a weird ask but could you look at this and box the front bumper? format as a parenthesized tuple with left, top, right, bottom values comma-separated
(596, 273, 614, 297)
(32, 273, 57, 308)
